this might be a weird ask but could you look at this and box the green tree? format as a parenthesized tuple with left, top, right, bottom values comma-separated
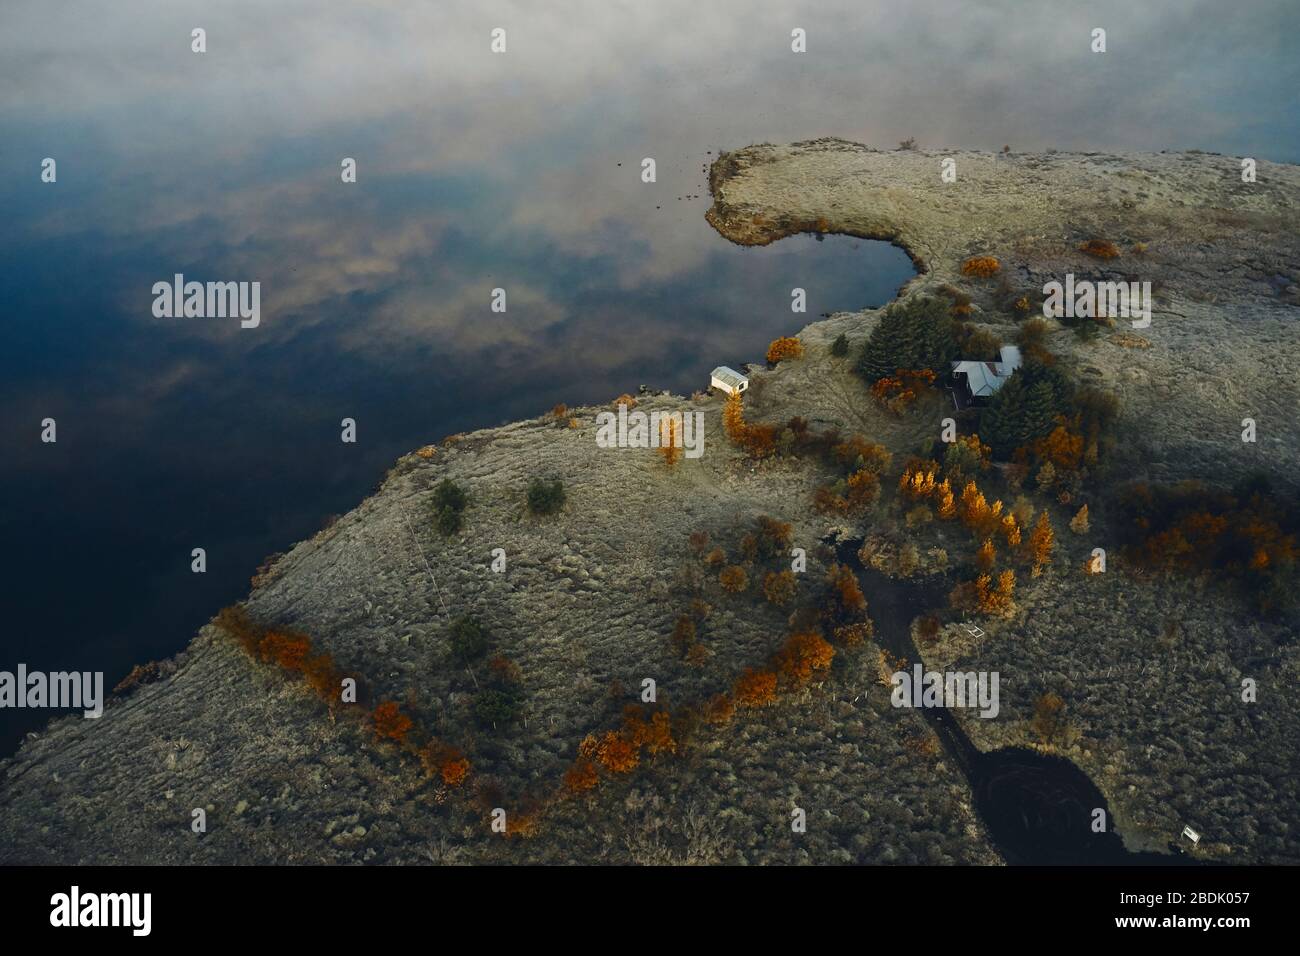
(980, 362, 1073, 458)
(856, 296, 957, 383)
(431, 478, 468, 535)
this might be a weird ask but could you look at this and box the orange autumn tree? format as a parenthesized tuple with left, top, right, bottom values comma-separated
(658, 417, 681, 469)
(976, 538, 997, 572)
(936, 479, 956, 519)
(826, 563, 867, 620)
(563, 758, 599, 793)
(595, 730, 640, 774)
(960, 480, 989, 528)
(899, 463, 938, 501)
(871, 368, 937, 415)
(1069, 504, 1090, 534)
(733, 668, 778, 708)
(763, 570, 798, 606)
(773, 631, 835, 688)
(722, 390, 747, 443)
(985, 569, 1017, 615)
(1001, 513, 1021, 548)
(1028, 511, 1055, 576)
(419, 741, 471, 787)
(372, 701, 413, 743)
(951, 569, 1017, 617)
(1034, 422, 1085, 472)
(721, 390, 778, 459)
(766, 336, 805, 363)
(719, 565, 749, 593)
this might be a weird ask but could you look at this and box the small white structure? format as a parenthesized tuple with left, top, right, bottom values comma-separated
(1182, 825, 1201, 846)
(951, 344, 1022, 407)
(710, 366, 750, 396)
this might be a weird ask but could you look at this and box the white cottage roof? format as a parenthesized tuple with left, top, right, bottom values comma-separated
(710, 366, 748, 389)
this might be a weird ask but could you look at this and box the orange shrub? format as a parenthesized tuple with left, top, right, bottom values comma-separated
(766, 336, 805, 363)
(1028, 511, 1055, 576)
(301, 652, 339, 701)
(722, 391, 747, 442)
(372, 701, 413, 743)
(440, 750, 471, 787)
(832, 436, 893, 474)
(936, 480, 956, 519)
(845, 469, 881, 511)
(564, 758, 599, 793)
(826, 563, 867, 618)
(1034, 424, 1085, 472)
(1079, 239, 1120, 259)
(643, 711, 677, 756)
(733, 668, 778, 708)
(596, 731, 640, 773)
(258, 630, 311, 672)
(871, 368, 937, 414)
(763, 570, 798, 606)
(1001, 514, 1021, 548)
(774, 631, 836, 687)
(505, 812, 540, 839)
(658, 417, 682, 468)
(217, 605, 263, 655)
(719, 565, 749, 593)
(703, 693, 736, 726)
(961, 255, 1001, 278)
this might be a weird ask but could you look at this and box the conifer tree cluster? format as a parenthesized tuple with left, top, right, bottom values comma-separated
(855, 296, 958, 384)
(979, 360, 1073, 458)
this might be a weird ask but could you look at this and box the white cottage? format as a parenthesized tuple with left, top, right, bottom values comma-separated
(710, 366, 750, 396)
(950, 345, 1022, 408)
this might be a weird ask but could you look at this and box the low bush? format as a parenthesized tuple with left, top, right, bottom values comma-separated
(527, 478, 566, 515)
(431, 478, 468, 535)
(448, 615, 489, 663)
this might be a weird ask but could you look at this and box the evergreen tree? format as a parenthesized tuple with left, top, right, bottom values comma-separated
(856, 296, 957, 383)
(980, 360, 1074, 459)
(980, 368, 1030, 457)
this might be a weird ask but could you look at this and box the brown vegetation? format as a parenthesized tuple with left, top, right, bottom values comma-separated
(766, 336, 805, 363)
(961, 255, 1001, 278)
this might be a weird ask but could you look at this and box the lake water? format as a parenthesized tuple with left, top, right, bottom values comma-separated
(1, 0, 1295, 754)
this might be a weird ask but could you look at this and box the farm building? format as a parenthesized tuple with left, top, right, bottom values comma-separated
(710, 366, 750, 396)
(950, 345, 1022, 408)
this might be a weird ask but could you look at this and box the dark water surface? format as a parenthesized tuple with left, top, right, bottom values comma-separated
(846, 548, 1192, 864)
(0, 201, 910, 753)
